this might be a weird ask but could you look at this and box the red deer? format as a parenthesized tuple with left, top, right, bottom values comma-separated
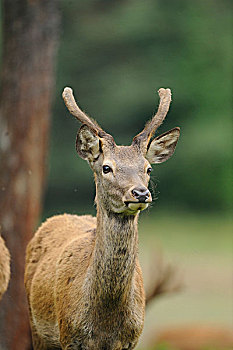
(0, 235, 10, 301)
(24, 87, 180, 349)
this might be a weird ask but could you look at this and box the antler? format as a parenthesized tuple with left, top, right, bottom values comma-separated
(132, 88, 172, 153)
(62, 87, 104, 136)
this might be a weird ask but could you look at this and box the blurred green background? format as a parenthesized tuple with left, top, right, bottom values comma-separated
(45, 0, 232, 218)
(43, 0, 232, 349)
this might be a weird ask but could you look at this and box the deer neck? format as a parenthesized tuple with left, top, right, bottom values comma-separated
(85, 202, 139, 307)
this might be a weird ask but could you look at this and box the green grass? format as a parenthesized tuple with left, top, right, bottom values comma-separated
(136, 210, 233, 349)
(139, 210, 232, 256)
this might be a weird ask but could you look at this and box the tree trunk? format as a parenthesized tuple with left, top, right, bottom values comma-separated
(0, 0, 59, 348)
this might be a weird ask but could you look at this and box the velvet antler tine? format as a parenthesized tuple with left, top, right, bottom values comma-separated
(62, 87, 102, 134)
(132, 88, 172, 152)
(148, 88, 171, 136)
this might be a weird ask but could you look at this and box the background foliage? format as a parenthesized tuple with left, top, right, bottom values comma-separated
(45, 0, 232, 217)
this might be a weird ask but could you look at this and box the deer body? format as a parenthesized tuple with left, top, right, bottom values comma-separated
(26, 212, 144, 349)
(25, 87, 180, 349)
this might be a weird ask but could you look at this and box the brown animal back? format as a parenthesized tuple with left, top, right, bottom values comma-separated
(0, 235, 10, 300)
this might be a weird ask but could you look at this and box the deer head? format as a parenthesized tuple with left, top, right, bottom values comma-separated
(62, 87, 180, 215)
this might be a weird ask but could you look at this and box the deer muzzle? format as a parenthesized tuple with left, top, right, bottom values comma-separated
(131, 187, 151, 202)
(123, 186, 152, 212)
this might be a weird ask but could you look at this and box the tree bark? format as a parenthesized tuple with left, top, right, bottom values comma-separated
(0, 0, 59, 348)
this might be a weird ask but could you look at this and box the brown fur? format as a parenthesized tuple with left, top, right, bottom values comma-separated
(0, 235, 10, 301)
(154, 325, 233, 350)
(24, 87, 180, 349)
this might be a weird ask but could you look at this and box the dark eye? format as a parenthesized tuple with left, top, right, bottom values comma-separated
(147, 167, 152, 175)
(103, 165, 112, 174)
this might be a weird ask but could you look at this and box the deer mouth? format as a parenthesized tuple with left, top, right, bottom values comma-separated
(124, 201, 151, 211)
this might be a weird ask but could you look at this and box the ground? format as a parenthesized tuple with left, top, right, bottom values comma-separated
(137, 210, 232, 349)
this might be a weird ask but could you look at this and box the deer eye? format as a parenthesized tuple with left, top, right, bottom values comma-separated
(147, 167, 152, 175)
(103, 165, 112, 174)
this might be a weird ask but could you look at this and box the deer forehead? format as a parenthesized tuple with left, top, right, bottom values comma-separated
(102, 145, 149, 171)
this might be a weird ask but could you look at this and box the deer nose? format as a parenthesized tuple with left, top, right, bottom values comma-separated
(131, 187, 150, 203)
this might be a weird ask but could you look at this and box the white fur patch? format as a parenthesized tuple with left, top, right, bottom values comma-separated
(128, 203, 148, 212)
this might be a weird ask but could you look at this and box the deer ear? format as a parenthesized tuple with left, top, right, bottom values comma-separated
(76, 125, 101, 161)
(146, 127, 180, 164)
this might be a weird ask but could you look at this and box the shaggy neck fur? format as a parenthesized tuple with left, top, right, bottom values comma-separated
(85, 201, 139, 308)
